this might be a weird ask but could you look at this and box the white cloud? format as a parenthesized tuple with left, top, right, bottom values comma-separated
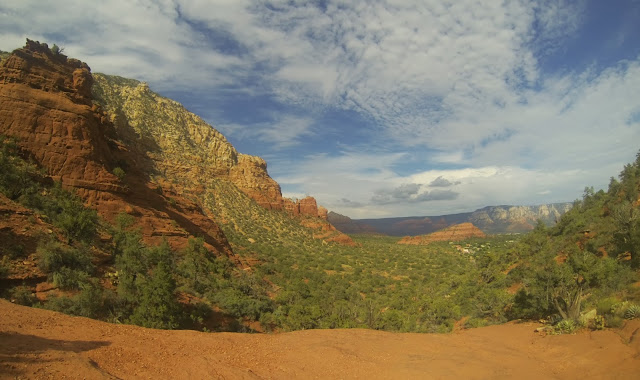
(219, 115, 314, 148)
(278, 155, 610, 218)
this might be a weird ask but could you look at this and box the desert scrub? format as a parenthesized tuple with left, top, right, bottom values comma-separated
(592, 315, 606, 330)
(112, 167, 126, 181)
(45, 282, 111, 318)
(10, 286, 37, 306)
(552, 319, 578, 334)
(0, 256, 10, 278)
(37, 239, 94, 290)
(624, 304, 640, 320)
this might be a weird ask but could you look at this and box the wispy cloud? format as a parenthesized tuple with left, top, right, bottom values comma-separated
(429, 176, 460, 188)
(220, 115, 315, 148)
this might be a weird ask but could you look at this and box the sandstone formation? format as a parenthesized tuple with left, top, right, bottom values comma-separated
(468, 204, 572, 233)
(0, 40, 232, 256)
(91, 70, 352, 244)
(92, 73, 328, 220)
(397, 222, 486, 245)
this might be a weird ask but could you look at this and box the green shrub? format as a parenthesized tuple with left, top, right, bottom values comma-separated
(188, 301, 212, 329)
(72, 282, 109, 318)
(465, 317, 489, 328)
(552, 319, 578, 334)
(10, 286, 37, 306)
(592, 315, 606, 330)
(112, 167, 126, 181)
(51, 44, 63, 55)
(44, 295, 76, 313)
(45, 284, 111, 319)
(596, 297, 620, 316)
(46, 184, 98, 243)
(0, 136, 40, 200)
(624, 304, 640, 320)
(37, 240, 94, 290)
(51, 267, 91, 290)
(2, 242, 25, 260)
(38, 240, 93, 273)
(605, 314, 624, 328)
(128, 261, 181, 329)
(0, 256, 9, 279)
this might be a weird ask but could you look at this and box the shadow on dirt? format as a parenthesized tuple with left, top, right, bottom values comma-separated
(0, 331, 112, 377)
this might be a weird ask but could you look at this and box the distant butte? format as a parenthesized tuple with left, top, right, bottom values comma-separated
(397, 222, 485, 245)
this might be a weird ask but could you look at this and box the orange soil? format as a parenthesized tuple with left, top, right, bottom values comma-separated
(1, 299, 639, 379)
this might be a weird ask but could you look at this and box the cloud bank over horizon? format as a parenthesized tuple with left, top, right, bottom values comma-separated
(1, 0, 639, 218)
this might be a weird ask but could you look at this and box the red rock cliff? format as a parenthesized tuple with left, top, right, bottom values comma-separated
(92, 73, 330, 219)
(397, 222, 485, 245)
(0, 40, 233, 257)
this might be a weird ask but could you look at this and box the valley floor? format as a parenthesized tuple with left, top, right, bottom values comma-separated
(1, 299, 639, 379)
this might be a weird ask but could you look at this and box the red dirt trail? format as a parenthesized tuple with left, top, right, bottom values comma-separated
(1, 299, 639, 379)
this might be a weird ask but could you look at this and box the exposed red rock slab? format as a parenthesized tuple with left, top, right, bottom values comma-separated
(398, 222, 486, 245)
(1, 299, 639, 379)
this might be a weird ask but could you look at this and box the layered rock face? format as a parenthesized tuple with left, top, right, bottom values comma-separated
(228, 155, 284, 210)
(0, 41, 233, 256)
(92, 73, 327, 219)
(0, 40, 118, 190)
(468, 204, 572, 233)
(397, 223, 486, 245)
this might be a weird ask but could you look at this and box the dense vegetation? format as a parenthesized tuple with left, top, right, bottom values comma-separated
(1, 133, 639, 333)
(207, 179, 516, 331)
(0, 136, 253, 330)
(509, 153, 640, 330)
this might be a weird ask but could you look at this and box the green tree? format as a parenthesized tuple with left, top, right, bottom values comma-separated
(114, 227, 147, 305)
(178, 237, 212, 295)
(519, 239, 628, 321)
(129, 261, 181, 329)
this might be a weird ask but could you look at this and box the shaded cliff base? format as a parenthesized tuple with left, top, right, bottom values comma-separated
(1, 299, 639, 379)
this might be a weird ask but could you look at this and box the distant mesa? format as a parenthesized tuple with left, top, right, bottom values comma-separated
(397, 223, 485, 245)
(327, 211, 379, 234)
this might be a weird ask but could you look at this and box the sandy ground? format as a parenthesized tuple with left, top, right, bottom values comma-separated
(1, 299, 639, 379)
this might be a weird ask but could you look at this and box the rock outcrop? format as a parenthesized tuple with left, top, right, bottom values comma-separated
(229, 155, 283, 210)
(397, 223, 486, 245)
(0, 40, 117, 189)
(468, 204, 572, 233)
(92, 73, 329, 220)
(0, 40, 233, 256)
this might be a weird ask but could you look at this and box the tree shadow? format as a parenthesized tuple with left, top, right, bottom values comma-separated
(0, 331, 112, 377)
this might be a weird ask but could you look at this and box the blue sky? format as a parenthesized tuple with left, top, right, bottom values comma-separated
(1, 0, 639, 218)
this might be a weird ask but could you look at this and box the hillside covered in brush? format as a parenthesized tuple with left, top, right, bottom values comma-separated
(1, 40, 639, 334)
